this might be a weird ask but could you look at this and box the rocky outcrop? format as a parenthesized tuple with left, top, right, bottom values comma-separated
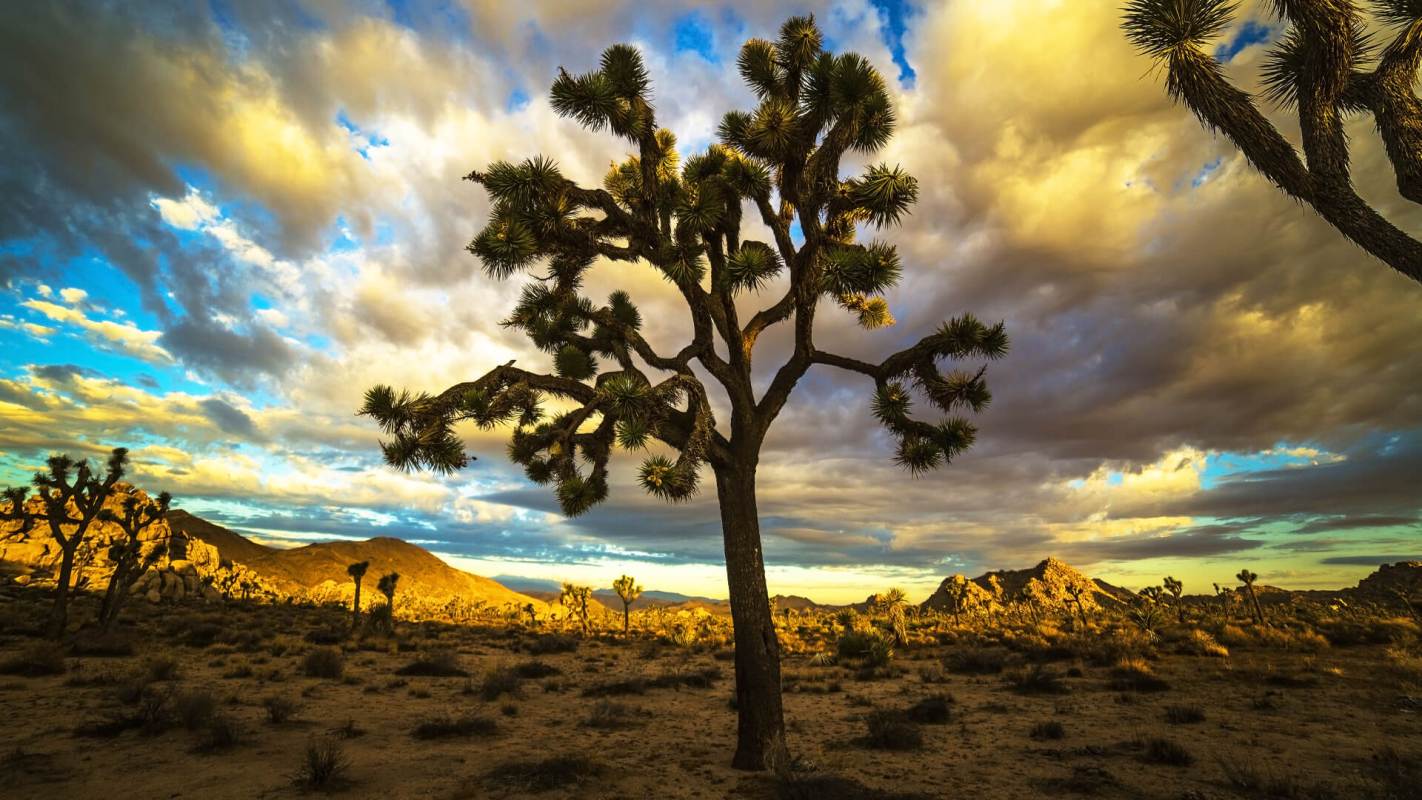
(921, 557, 1129, 615)
(0, 483, 281, 605)
(1354, 561, 1422, 599)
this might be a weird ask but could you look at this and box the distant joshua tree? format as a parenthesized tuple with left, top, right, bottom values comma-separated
(1163, 576, 1185, 623)
(1063, 582, 1091, 629)
(346, 561, 370, 630)
(560, 583, 593, 636)
(876, 588, 910, 646)
(1123, 0, 1422, 286)
(1236, 568, 1266, 625)
(1, 448, 129, 638)
(1131, 585, 1167, 633)
(611, 574, 642, 634)
(358, 15, 1008, 770)
(96, 489, 172, 632)
(376, 571, 400, 630)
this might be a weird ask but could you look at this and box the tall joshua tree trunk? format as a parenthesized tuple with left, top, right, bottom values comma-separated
(50, 546, 77, 638)
(715, 458, 788, 773)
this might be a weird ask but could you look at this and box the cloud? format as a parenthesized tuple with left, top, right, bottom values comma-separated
(20, 298, 173, 364)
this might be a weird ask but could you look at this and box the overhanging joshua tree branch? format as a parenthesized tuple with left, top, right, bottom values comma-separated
(1123, 0, 1422, 286)
(358, 15, 1008, 772)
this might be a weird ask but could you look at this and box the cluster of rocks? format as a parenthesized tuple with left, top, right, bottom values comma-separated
(921, 557, 1129, 617)
(0, 483, 281, 605)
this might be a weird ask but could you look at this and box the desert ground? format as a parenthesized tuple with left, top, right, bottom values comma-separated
(1, 585, 1418, 800)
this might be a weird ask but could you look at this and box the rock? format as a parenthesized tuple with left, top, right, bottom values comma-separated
(12, 574, 31, 586)
(145, 588, 161, 604)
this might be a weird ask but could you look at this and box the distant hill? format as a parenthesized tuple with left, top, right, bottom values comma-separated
(922, 557, 1131, 612)
(168, 511, 540, 610)
(493, 575, 728, 612)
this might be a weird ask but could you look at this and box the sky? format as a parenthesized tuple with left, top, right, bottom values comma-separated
(0, 0, 1418, 604)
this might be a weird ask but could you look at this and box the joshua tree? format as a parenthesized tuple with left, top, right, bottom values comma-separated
(357, 16, 1007, 770)
(1163, 575, 1185, 624)
(560, 583, 593, 636)
(1236, 568, 1266, 625)
(1130, 585, 1167, 633)
(95, 489, 172, 632)
(376, 571, 399, 630)
(1122, 0, 1422, 286)
(611, 574, 642, 634)
(347, 561, 369, 630)
(1, 448, 129, 638)
(876, 587, 910, 646)
(1063, 582, 1091, 630)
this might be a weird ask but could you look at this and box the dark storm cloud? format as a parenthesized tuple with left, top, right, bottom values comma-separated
(160, 318, 296, 385)
(198, 398, 258, 438)
(1291, 515, 1421, 535)
(29, 363, 101, 383)
(1321, 555, 1422, 566)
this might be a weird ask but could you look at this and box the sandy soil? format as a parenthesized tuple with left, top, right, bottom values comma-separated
(0, 597, 1417, 800)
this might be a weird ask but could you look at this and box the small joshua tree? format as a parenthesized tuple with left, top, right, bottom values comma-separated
(1236, 569, 1266, 625)
(1, 448, 129, 638)
(1130, 585, 1167, 634)
(1062, 582, 1091, 630)
(346, 561, 369, 630)
(1163, 575, 1185, 624)
(560, 583, 593, 636)
(376, 571, 399, 631)
(357, 15, 1007, 770)
(95, 489, 172, 632)
(611, 574, 642, 634)
(1123, 0, 1422, 286)
(876, 587, 910, 647)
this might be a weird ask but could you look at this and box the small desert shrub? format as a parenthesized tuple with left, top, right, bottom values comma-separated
(1386, 645, 1422, 684)
(523, 634, 579, 655)
(1030, 720, 1066, 740)
(303, 627, 345, 646)
(904, 694, 953, 724)
(222, 663, 254, 679)
(144, 655, 180, 682)
(836, 630, 893, 667)
(1109, 658, 1170, 692)
(69, 630, 135, 657)
(1177, 629, 1229, 658)
(1216, 624, 1252, 647)
(485, 756, 603, 793)
(411, 714, 497, 739)
(861, 710, 924, 751)
(1007, 664, 1069, 695)
(581, 677, 648, 697)
(333, 719, 366, 739)
(293, 739, 349, 790)
(74, 714, 139, 739)
(917, 664, 949, 684)
(0, 642, 66, 676)
(1164, 705, 1205, 724)
(584, 699, 641, 729)
(478, 665, 522, 701)
(944, 645, 1005, 675)
(649, 666, 720, 689)
(137, 685, 175, 734)
(1219, 757, 1338, 798)
(1137, 736, 1193, 766)
(175, 690, 217, 730)
(301, 647, 344, 680)
(194, 714, 241, 753)
(513, 660, 560, 679)
(180, 621, 224, 648)
(263, 694, 300, 724)
(395, 648, 466, 677)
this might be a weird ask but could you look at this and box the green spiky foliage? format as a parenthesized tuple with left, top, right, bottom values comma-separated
(95, 488, 171, 632)
(1122, 0, 1422, 285)
(612, 574, 643, 634)
(1, 447, 129, 638)
(358, 16, 1007, 773)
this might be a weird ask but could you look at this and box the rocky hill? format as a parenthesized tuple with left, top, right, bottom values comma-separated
(169, 515, 541, 613)
(921, 557, 1130, 615)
